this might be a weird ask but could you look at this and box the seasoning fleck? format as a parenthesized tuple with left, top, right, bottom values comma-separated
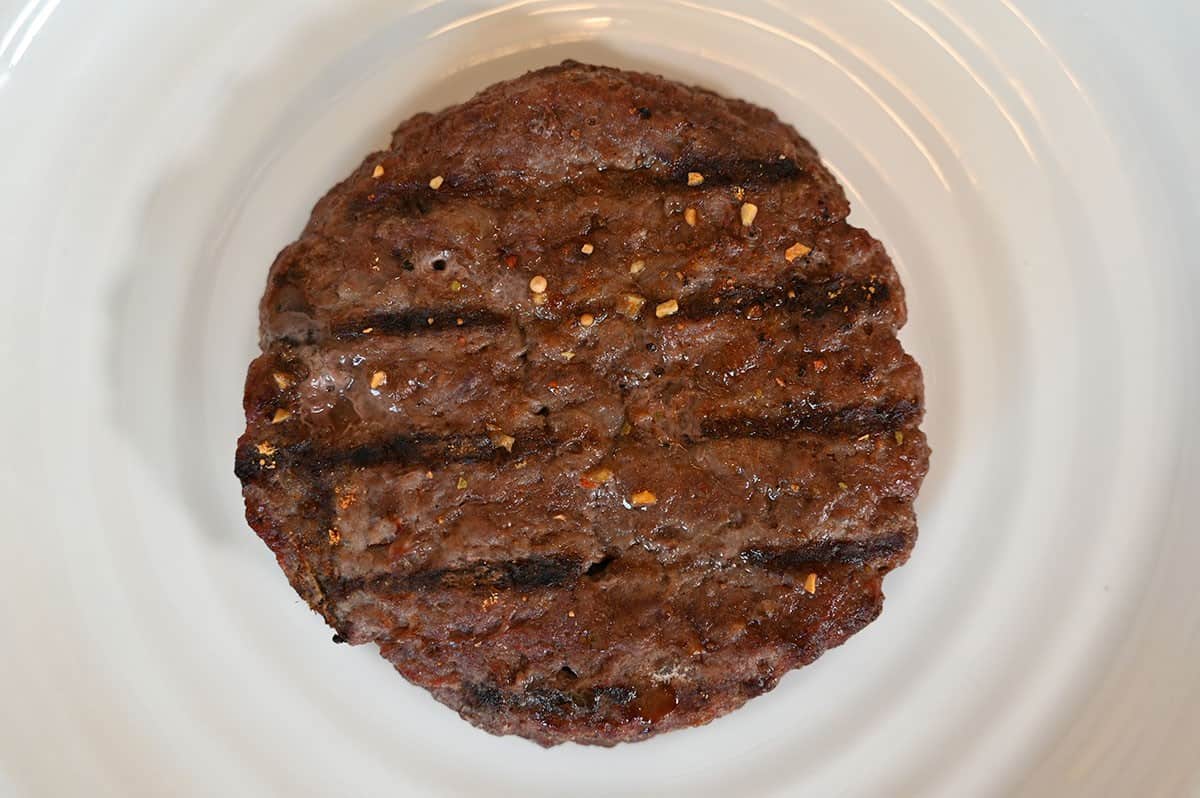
(272, 372, 293, 390)
(256, 442, 276, 456)
(494, 433, 515, 452)
(785, 242, 812, 262)
(529, 275, 548, 294)
(655, 299, 679, 318)
(838, 481, 849, 490)
(361, 327, 374, 334)
(450, 279, 462, 292)
(568, 610, 576, 618)
(687, 171, 705, 186)
(895, 431, 905, 445)
(271, 409, 291, 424)
(684, 207, 698, 226)
(812, 358, 828, 373)
(428, 175, 444, 190)
(631, 490, 658, 507)
(734, 186, 746, 201)
(630, 260, 646, 275)
(804, 572, 818, 595)
(372, 165, 384, 178)
(561, 350, 576, 361)
(581, 467, 613, 488)
(456, 476, 468, 490)
(580, 313, 595, 327)
(619, 294, 647, 319)
(580, 243, 595, 255)
(740, 202, 759, 227)
(327, 529, 341, 545)
(370, 371, 387, 390)
(553, 514, 568, 522)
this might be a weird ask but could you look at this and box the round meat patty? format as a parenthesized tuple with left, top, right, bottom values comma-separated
(235, 61, 930, 746)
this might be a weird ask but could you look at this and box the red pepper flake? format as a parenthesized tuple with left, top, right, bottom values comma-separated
(812, 359, 828, 373)
(580, 467, 613, 488)
(504, 254, 519, 268)
(619, 294, 647, 319)
(631, 490, 657, 506)
(804, 573, 817, 594)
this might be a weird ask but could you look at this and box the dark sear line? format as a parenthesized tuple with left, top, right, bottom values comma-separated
(698, 399, 920, 441)
(739, 532, 912, 571)
(331, 307, 510, 340)
(664, 154, 806, 186)
(235, 398, 917, 481)
(329, 554, 586, 599)
(320, 273, 891, 344)
(677, 274, 890, 321)
(235, 427, 556, 482)
(347, 156, 810, 221)
(458, 680, 675, 724)
(335, 533, 909, 602)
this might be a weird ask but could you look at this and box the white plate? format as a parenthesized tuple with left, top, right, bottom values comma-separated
(2, 1, 1197, 795)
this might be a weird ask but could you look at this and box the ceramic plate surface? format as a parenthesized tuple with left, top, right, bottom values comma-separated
(1, 1, 1197, 795)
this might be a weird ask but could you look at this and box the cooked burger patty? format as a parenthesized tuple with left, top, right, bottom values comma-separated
(236, 61, 929, 746)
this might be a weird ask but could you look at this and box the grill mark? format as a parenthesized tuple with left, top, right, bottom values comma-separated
(324, 274, 890, 342)
(678, 274, 890, 321)
(698, 399, 920, 440)
(235, 427, 556, 482)
(236, 399, 916, 482)
(740, 532, 911, 569)
(346, 157, 808, 222)
(336, 536, 907, 604)
(331, 554, 585, 599)
(460, 681, 641, 719)
(331, 307, 509, 340)
(664, 155, 805, 186)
